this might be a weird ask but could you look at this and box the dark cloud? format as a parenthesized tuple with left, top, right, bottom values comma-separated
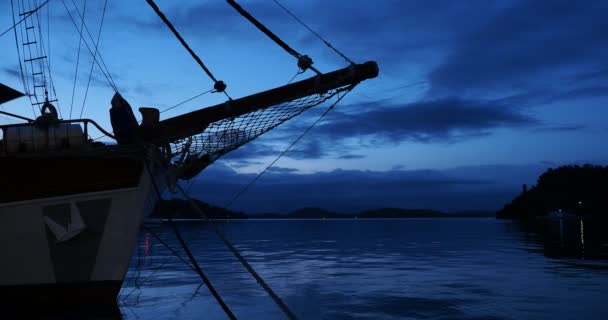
(314, 98, 536, 143)
(2, 67, 21, 80)
(430, 0, 608, 95)
(225, 141, 282, 160)
(267, 166, 299, 174)
(296, 0, 504, 66)
(220, 97, 536, 162)
(227, 158, 265, 169)
(337, 154, 365, 160)
(284, 138, 328, 160)
(573, 68, 608, 82)
(548, 85, 608, 103)
(532, 125, 586, 133)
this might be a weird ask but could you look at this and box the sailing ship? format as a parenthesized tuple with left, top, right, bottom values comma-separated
(0, 0, 378, 310)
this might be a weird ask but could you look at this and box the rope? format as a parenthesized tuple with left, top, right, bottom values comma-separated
(9, 0, 34, 117)
(286, 68, 304, 85)
(224, 86, 353, 210)
(170, 220, 238, 320)
(160, 89, 213, 114)
(120, 224, 196, 302)
(66, 0, 118, 91)
(271, 0, 354, 65)
(142, 225, 195, 271)
(79, 0, 108, 119)
(0, 0, 49, 38)
(69, 0, 87, 119)
(225, 0, 321, 75)
(145, 0, 229, 98)
(60, 0, 117, 91)
(175, 184, 299, 320)
(142, 155, 237, 319)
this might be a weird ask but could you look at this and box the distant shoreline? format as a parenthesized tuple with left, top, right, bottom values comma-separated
(151, 199, 495, 220)
(145, 216, 495, 222)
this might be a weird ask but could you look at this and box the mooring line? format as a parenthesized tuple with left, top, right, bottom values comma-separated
(169, 219, 238, 320)
(142, 157, 237, 319)
(176, 184, 299, 320)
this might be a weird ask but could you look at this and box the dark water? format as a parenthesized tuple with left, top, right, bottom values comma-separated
(116, 218, 608, 319)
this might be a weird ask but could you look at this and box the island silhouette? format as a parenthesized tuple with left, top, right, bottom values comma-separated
(497, 164, 608, 219)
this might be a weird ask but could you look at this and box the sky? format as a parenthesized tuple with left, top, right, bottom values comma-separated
(1, 0, 607, 213)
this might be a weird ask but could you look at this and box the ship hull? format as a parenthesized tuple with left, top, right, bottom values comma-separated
(0, 281, 122, 313)
(0, 150, 166, 310)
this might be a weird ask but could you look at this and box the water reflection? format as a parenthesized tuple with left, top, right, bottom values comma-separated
(116, 219, 608, 319)
(512, 216, 608, 260)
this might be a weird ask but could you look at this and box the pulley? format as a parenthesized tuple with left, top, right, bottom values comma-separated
(297, 55, 314, 72)
(214, 81, 227, 93)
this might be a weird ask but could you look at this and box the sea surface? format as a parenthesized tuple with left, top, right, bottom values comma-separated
(114, 218, 608, 320)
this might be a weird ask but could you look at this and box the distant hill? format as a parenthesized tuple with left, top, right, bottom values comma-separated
(253, 207, 343, 219)
(497, 164, 608, 219)
(151, 200, 493, 219)
(151, 199, 247, 219)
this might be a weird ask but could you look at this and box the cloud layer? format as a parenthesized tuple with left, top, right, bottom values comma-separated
(187, 162, 546, 213)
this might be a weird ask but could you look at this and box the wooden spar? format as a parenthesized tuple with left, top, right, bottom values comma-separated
(138, 61, 379, 144)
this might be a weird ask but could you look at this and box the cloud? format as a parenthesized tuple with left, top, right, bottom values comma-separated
(2, 67, 21, 80)
(548, 85, 608, 103)
(267, 166, 299, 174)
(314, 98, 536, 143)
(295, 0, 505, 66)
(336, 154, 365, 160)
(186, 162, 548, 213)
(429, 0, 608, 95)
(219, 97, 537, 162)
(532, 125, 586, 133)
(128, 0, 285, 40)
(225, 141, 282, 160)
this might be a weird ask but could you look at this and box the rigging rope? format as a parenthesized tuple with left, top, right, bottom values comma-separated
(65, 0, 118, 91)
(9, 0, 35, 117)
(142, 225, 195, 271)
(69, 0, 87, 119)
(60, 0, 117, 92)
(79, 0, 108, 119)
(270, 0, 354, 65)
(0, 0, 49, 38)
(175, 184, 299, 320)
(33, 0, 49, 101)
(286, 67, 304, 85)
(160, 89, 213, 114)
(120, 225, 194, 302)
(145, 0, 230, 98)
(169, 220, 238, 320)
(38, 0, 62, 118)
(224, 86, 353, 210)
(142, 155, 238, 319)
(225, 0, 321, 75)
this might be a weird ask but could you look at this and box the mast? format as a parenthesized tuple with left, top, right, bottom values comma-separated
(138, 61, 379, 145)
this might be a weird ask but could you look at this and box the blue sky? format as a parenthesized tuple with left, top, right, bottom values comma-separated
(1, 0, 607, 213)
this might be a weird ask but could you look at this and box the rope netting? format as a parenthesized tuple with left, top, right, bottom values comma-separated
(168, 86, 350, 178)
